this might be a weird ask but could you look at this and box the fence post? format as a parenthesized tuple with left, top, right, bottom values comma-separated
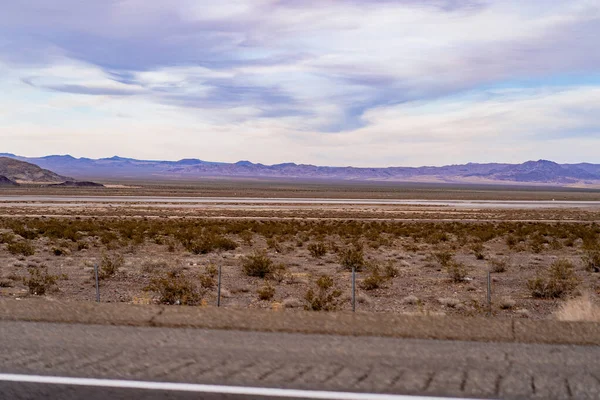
(217, 265, 222, 307)
(94, 264, 100, 303)
(352, 266, 356, 312)
(487, 270, 491, 316)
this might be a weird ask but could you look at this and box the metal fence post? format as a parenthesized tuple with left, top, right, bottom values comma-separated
(352, 266, 356, 312)
(94, 264, 100, 303)
(487, 271, 491, 316)
(217, 265, 222, 307)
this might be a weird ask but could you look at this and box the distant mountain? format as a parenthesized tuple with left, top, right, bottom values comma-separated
(1, 154, 600, 186)
(484, 160, 598, 184)
(0, 157, 72, 183)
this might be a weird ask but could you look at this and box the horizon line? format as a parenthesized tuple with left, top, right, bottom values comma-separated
(2, 152, 594, 170)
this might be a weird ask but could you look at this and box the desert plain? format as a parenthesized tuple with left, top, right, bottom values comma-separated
(1, 180, 599, 321)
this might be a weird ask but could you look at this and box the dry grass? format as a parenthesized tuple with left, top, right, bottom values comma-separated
(555, 293, 600, 322)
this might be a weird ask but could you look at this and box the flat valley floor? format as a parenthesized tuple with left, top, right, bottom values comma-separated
(1, 180, 600, 319)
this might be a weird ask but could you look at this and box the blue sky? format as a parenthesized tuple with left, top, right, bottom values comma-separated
(1, 0, 599, 167)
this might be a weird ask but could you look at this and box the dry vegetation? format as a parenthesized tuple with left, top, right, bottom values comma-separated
(1, 199, 600, 319)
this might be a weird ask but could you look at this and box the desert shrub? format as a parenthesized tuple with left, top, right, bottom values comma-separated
(238, 230, 253, 246)
(7, 241, 35, 256)
(471, 242, 485, 260)
(360, 267, 386, 291)
(100, 231, 118, 246)
(215, 237, 238, 252)
(145, 270, 202, 305)
(164, 238, 177, 252)
(198, 273, 215, 289)
(266, 237, 283, 253)
(304, 275, 342, 311)
(52, 246, 69, 256)
(269, 263, 289, 283)
(446, 261, 468, 283)
(198, 265, 218, 289)
(339, 246, 365, 271)
(383, 261, 399, 279)
(205, 264, 218, 277)
(257, 284, 276, 301)
(527, 259, 579, 299)
(0, 232, 15, 244)
(424, 231, 449, 245)
(307, 242, 327, 258)
(13, 226, 38, 240)
(529, 233, 548, 253)
(328, 240, 340, 254)
(242, 250, 275, 278)
(505, 235, 517, 248)
(0, 279, 13, 287)
(403, 242, 419, 252)
(433, 251, 453, 267)
(23, 266, 57, 295)
(186, 234, 237, 254)
(489, 258, 508, 273)
(549, 238, 563, 250)
(583, 249, 600, 273)
(98, 253, 124, 280)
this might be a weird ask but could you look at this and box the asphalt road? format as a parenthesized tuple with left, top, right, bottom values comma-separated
(1, 321, 600, 399)
(2, 195, 600, 208)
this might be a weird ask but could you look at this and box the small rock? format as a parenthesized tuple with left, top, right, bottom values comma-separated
(402, 295, 420, 305)
(499, 297, 516, 310)
(515, 308, 530, 318)
(438, 298, 461, 308)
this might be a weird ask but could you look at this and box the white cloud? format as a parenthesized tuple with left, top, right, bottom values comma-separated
(0, 0, 599, 165)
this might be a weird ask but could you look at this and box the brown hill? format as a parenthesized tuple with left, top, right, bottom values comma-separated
(0, 175, 19, 186)
(0, 157, 72, 183)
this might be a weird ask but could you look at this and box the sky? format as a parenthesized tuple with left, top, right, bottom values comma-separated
(1, 0, 600, 167)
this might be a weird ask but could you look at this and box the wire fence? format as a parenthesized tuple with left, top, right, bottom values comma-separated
(92, 263, 496, 314)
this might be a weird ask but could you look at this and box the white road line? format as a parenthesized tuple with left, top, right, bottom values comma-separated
(0, 373, 480, 400)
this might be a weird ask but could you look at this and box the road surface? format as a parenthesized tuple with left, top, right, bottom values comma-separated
(1, 321, 600, 399)
(1, 195, 600, 208)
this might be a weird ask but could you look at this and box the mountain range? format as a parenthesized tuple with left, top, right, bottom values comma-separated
(1, 153, 600, 186)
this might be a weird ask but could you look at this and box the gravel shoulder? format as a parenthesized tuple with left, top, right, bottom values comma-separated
(2, 298, 600, 346)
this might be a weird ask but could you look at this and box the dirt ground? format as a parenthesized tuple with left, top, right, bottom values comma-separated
(1, 185, 600, 320)
(3, 178, 600, 200)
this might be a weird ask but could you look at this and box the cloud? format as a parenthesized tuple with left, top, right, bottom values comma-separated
(0, 0, 599, 165)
